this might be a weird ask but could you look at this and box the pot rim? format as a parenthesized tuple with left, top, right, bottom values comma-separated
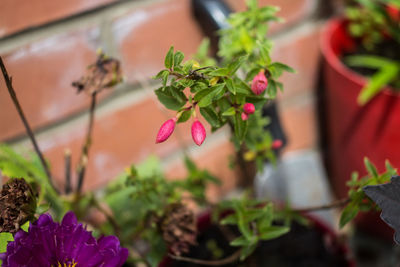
(320, 18, 398, 98)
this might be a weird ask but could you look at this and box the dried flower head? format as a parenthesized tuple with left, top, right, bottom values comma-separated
(161, 203, 197, 256)
(72, 53, 123, 95)
(0, 178, 36, 234)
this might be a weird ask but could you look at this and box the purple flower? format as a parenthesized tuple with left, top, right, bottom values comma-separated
(0, 211, 128, 267)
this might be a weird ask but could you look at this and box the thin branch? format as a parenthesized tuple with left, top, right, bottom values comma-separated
(0, 56, 59, 193)
(76, 91, 98, 193)
(293, 198, 350, 213)
(168, 249, 242, 266)
(64, 149, 72, 194)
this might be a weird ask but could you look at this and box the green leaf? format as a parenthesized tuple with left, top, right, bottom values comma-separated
(155, 87, 187, 110)
(357, 65, 398, 105)
(222, 107, 236, 116)
(210, 68, 230, 77)
(230, 236, 251, 247)
(269, 62, 295, 73)
(364, 157, 378, 178)
(259, 226, 290, 240)
(240, 242, 257, 261)
(198, 84, 225, 107)
(220, 214, 237, 225)
(200, 107, 221, 128)
(339, 203, 359, 228)
(227, 56, 247, 75)
(177, 109, 191, 123)
(225, 78, 236, 95)
(0, 232, 13, 258)
(164, 46, 174, 69)
(346, 55, 397, 69)
(234, 113, 248, 143)
(174, 51, 184, 67)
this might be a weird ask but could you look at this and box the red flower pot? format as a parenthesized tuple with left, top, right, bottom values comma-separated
(321, 19, 399, 240)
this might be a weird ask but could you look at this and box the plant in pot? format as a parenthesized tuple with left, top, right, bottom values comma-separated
(321, 0, 400, 239)
(0, 0, 399, 266)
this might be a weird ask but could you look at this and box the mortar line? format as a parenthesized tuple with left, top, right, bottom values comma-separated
(0, 0, 166, 54)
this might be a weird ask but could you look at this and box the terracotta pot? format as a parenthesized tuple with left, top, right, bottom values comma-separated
(159, 210, 354, 266)
(320, 18, 398, 240)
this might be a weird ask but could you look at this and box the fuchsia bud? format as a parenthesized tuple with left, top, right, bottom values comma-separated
(156, 117, 177, 144)
(243, 103, 255, 115)
(271, 139, 283, 150)
(241, 112, 249, 121)
(251, 71, 268, 95)
(191, 119, 206, 146)
(387, 4, 400, 21)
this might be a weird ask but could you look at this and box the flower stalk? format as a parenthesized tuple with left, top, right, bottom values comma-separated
(0, 56, 58, 194)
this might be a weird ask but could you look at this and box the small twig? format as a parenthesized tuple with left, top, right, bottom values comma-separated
(293, 198, 350, 213)
(64, 149, 72, 194)
(168, 249, 242, 266)
(0, 56, 59, 194)
(76, 91, 98, 193)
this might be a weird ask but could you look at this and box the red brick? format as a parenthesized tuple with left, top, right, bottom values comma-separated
(225, 0, 315, 34)
(165, 139, 239, 202)
(39, 93, 211, 191)
(279, 99, 318, 152)
(0, 0, 115, 38)
(0, 29, 100, 141)
(114, 0, 205, 83)
(273, 24, 322, 100)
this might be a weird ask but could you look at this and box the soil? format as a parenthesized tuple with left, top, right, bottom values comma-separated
(168, 220, 350, 267)
(341, 39, 400, 90)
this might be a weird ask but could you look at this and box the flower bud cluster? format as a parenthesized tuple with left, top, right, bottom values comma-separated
(156, 117, 206, 146)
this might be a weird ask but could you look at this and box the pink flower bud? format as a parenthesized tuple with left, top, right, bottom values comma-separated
(191, 119, 206, 146)
(241, 112, 249, 121)
(271, 139, 283, 150)
(251, 71, 268, 95)
(156, 117, 177, 144)
(387, 4, 400, 21)
(243, 103, 255, 115)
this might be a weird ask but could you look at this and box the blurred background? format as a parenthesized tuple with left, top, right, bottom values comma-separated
(0, 0, 335, 196)
(4, 0, 400, 265)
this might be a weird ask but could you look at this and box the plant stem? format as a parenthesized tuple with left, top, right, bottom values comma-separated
(293, 198, 350, 213)
(0, 56, 59, 194)
(168, 249, 242, 266)
(76, 91, 97, 193)
(64, 149, 72, 194)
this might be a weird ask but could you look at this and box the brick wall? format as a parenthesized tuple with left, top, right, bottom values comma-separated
(0, 0, 328, 195)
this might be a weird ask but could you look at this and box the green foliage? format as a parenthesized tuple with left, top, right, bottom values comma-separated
(345, 0, 400, 50)
(219, 197, 289, 261)
(339, 158, 397, 228)
(0, 232, 13, 266)
(0, 144, 64, 219)
(103, 156, 219, 266)
(154, 0, 293, 168)
(345, 55, 400, 105)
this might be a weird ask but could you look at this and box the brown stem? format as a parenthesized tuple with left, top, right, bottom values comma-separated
(64, 149, 72, 194)
(76, 91, 97, 193)
(168, 249, 242, 266)
(293, 198, 350, 213)
(0, 56, 59, 193)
